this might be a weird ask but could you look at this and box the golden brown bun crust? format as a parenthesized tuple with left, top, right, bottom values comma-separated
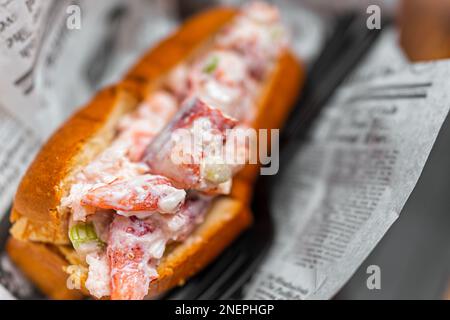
(6, 237, 84, 300)
(10, 88, 137, 244)
(7, 7, 304, 299)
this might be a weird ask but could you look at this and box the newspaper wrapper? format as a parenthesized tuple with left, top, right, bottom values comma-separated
(244, 28, 450, 299)
(0, 0, 447, 300)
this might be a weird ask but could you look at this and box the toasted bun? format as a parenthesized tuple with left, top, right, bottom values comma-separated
(6, 237, 84, 300)
(7, 7, 303, 299)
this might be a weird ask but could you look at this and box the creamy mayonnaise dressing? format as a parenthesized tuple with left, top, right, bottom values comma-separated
(85, 253, 111, 298)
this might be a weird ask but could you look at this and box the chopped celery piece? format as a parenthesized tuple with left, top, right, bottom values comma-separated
(203, 56, 219, 74)
(69, 222, 103, 249)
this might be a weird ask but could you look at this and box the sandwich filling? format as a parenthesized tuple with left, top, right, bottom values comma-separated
(61, 2, 288, 300)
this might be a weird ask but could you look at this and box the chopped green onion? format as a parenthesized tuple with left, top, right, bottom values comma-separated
(203, 56, 219, 74)
(69, 222, 104, 249)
